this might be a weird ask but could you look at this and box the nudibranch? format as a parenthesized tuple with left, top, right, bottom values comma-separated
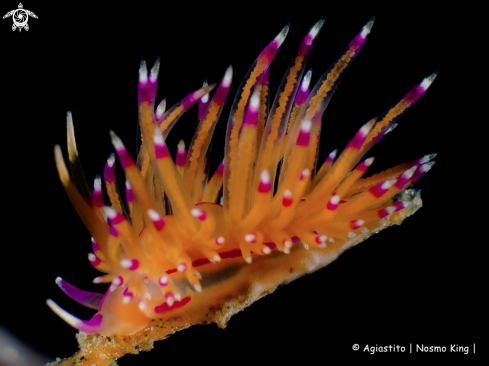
(47, 17, 436, 365)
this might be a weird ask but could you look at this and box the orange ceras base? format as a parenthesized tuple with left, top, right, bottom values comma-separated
(48, 17, 436, 366)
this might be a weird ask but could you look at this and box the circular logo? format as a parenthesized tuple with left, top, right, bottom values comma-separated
(12, 9, 28, 28)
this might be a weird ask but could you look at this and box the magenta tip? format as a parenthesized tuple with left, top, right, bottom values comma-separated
(125, 180, 133, 203)
(104, 153, 116, 183)
(148, 209, 165, 231)
(258, 170, 271, 193)
(92, 175, 104, 208)
(348, 17, 374, 50)
(120, 258, 139, 271)
(91, 238, 100, 253)
(243, 87, 260, 126)
(369, 179, 396, 198)
(325, 149, 337, 164)
(182, 84, 216, 111)
(346, 119, 375, 150)
(357, 157, 374, 172)
(109, 223, 118, 237)
(110, 131, 135, 168)
(176, 140, 187, 167)
(402, 72, 438, 106)
(395, 166, 417, 189)
(138, 58, 154, 103)
(213, 65, 233, 107)
(295, 69, 312, 105)
(190, 208, 207, 221)
(215, 161, 224, 176)
(282, 190, 293, 207)
(104, 206, 125, 224)
(259, 23, 289, 62)
(298, 17, 325, 56)
(326, 194, 340, 210)
(198, 79, 210, 120)
(154, 127, 170, 159)
(296, 118, 312, 146)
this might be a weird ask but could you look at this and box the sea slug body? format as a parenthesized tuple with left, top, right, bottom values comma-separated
(47, 17, 436, 365)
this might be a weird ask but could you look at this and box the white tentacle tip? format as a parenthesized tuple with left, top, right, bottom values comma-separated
(156, 99, 166, 119)
(107, 154, 116, 167)
(147, 209, 161, 221)
(382, 179, 396, 190)
(222, 65, 233, 87)
(149, 58, 160, 83)
(245, 233, 256, 242)
(153, 128, 165, 146)
(103, 206, 118, 219)
(301, 119, 312, 133)
(420, 72, 438, 90)
(139, 59, 148, 84)
(364, 17, 375, 33)
(249, 89, 260, 110)
(330, 194, 340, 205)
(66, 110, 74, 124)
(193, 283, 202, 293)
(365, 157, 374, 166)
(46, 299, 80, 329)
(260, 170, 271, 184)
(404, 166, 418, 179)
(109, 131, 124, 150)
(302, 69, 312, 89)
(274, 23, 290, 46)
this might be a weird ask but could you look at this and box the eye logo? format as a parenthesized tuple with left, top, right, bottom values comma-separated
(3, 3, 37, 32)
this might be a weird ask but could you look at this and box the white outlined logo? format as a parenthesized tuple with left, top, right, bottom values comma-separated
(3, 3, 37, 31)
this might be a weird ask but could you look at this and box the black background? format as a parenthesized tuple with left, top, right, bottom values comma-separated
(1, 1, 482, 364)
